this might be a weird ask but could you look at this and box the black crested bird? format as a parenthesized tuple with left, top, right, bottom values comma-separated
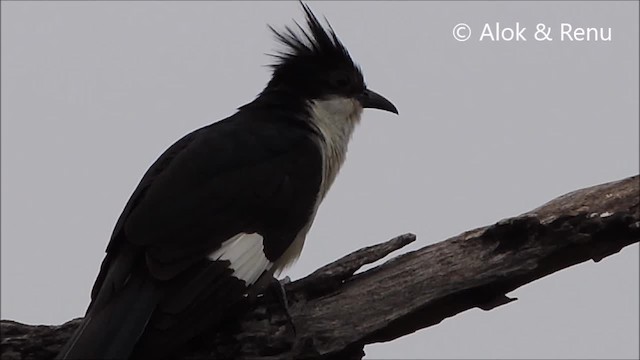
(57, 3, 397, 359)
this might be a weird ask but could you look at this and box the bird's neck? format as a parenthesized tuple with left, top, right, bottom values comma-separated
(306, 97, 363, 200)
(242, 92, 362, 198)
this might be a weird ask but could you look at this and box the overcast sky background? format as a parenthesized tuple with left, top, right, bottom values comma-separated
(2, 1, 638, 359)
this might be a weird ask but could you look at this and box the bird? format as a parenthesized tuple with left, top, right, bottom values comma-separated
(56, 2, 397, 359)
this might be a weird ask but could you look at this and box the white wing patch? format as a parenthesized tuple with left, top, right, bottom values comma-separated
(207, 233, 273, 285)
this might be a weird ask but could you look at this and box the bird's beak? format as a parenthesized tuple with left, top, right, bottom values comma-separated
(358, 88, 398, 115)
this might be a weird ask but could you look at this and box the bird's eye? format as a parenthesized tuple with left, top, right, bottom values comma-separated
(330, 72, 352, 89)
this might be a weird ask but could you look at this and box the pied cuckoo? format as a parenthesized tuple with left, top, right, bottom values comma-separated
(57, 3, 397, 359)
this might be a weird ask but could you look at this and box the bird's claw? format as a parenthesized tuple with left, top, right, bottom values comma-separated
(268, 276, 297, 337)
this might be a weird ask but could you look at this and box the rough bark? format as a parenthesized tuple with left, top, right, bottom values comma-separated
(2, 175, 638, 360)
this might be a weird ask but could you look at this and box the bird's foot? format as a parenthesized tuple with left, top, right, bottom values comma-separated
(267, 276, 297, 337)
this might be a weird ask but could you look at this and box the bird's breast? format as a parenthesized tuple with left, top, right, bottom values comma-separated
(272, 98, 362, 274)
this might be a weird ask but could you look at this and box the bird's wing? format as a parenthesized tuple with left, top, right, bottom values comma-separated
(67, 113, 323, 359)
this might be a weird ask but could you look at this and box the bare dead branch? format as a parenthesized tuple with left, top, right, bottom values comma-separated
(2, 175, 638, 360)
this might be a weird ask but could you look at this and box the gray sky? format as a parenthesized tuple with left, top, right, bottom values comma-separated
(1, 1, 638, 359)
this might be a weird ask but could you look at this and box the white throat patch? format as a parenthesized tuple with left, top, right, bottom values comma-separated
(308, 97, 363, 200)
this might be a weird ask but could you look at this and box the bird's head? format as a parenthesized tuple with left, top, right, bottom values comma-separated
(258, 2, 398, 119)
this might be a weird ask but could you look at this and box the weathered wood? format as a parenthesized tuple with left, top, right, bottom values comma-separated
(2, 175, 638, 360)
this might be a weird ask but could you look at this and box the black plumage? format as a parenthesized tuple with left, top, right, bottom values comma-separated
(59, 114, 323, 360)
(57, 2, 397, 360)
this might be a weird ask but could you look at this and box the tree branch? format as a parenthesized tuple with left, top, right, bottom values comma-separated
(2, 175, 638, 360)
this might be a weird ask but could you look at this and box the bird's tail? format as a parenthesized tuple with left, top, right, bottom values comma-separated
(56, 269, 160, 360)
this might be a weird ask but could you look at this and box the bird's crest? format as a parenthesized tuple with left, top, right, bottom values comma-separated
(268, 3, 353, 69)
(264, 2, 362, 92)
